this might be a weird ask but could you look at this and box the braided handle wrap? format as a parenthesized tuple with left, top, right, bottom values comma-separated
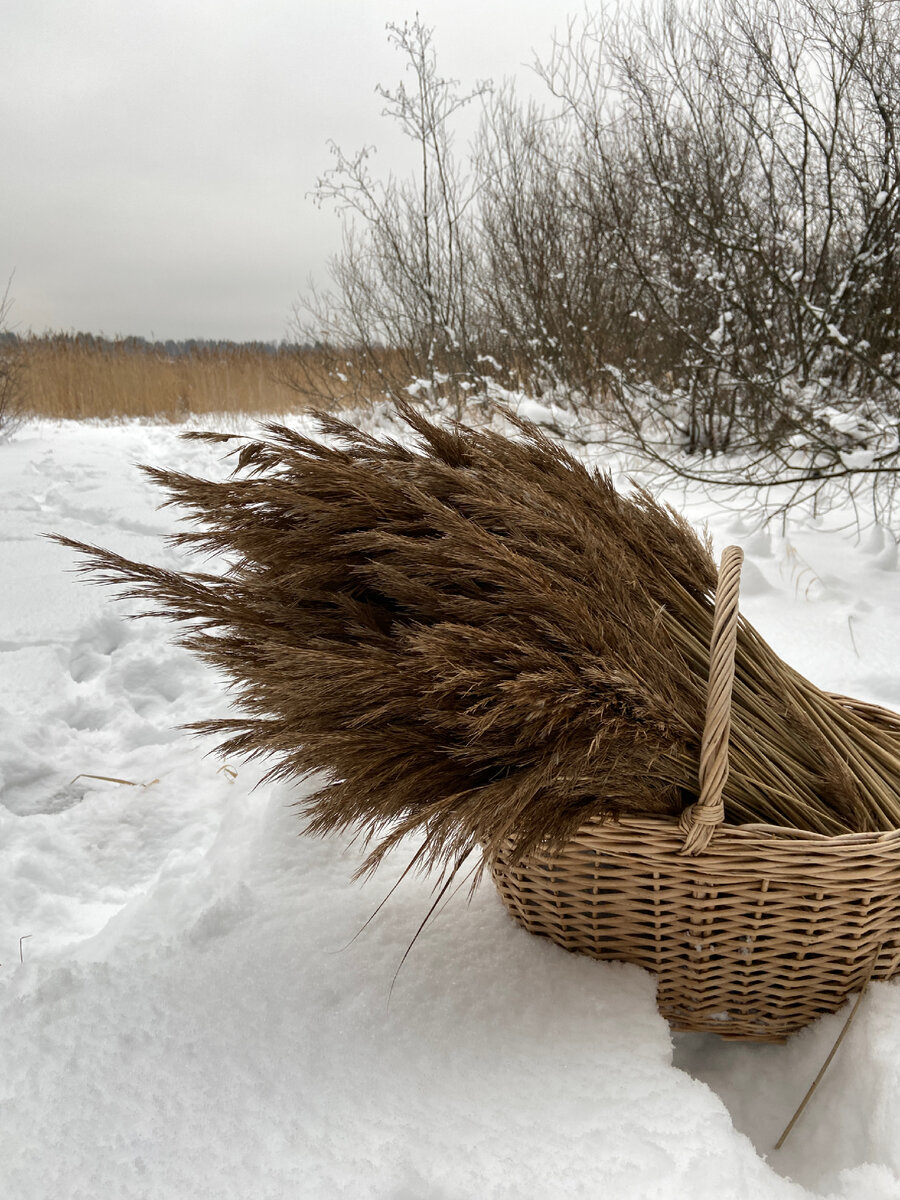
(679, 545, 744, 855)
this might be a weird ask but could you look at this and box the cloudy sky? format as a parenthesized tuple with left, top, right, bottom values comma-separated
(3, 1, 577, 342)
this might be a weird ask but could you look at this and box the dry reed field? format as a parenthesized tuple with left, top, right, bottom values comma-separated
(17, 335, 375, 421)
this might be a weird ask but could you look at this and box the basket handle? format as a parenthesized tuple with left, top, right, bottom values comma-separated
(678, 545, 744, 855)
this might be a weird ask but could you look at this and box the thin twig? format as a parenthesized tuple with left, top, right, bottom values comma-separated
(774, 946, 882, 1150)
(70, 773, 159, 788)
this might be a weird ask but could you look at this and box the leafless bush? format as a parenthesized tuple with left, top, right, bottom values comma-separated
(290, 17, 495, 418)
(294, 4, 900, 516)
(472, 87, 631, 406)
(0, 280, 24, 437)
(538, 0, 900, 468)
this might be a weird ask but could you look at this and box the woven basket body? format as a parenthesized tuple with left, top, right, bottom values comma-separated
(489, 547, 900, 1041)
(490, 817, 900, 1040)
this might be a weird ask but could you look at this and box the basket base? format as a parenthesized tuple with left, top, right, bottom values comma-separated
(665, 1011, 789, 1043)
(488, 817, 900, 1042)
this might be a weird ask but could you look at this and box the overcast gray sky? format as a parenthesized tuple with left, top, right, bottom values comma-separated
(2, 0, 578, 342)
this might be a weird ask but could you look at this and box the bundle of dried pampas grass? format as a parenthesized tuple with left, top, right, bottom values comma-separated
(53, 404, 900, 882)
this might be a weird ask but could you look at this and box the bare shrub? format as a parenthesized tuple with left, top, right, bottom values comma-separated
(290, 17, 494, 419)
(0, 280, 24, 437)
(294, 3, 900, 517)
(538, 0, 900, 477)
(473, 86, 631, 405)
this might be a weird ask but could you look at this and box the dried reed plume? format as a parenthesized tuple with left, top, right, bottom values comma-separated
(52, 404, 900, 881)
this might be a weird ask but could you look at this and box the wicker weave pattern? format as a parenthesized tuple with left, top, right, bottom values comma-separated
(490, 818, 900, 1039)
(489, 546, 900, 1040)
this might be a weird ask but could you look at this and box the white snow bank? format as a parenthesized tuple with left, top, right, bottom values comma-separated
(2, 415, 900, 1198)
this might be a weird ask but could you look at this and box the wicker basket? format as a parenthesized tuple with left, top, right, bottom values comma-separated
(489, 547, 900, 1041)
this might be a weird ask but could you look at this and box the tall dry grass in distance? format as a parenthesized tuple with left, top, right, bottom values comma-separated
(18, 335, 379, 421)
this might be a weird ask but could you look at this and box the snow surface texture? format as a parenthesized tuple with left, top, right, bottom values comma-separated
(2, 414, 900, 1199)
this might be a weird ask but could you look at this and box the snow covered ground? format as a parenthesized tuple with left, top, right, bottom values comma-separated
(3, 412, 900, 1199)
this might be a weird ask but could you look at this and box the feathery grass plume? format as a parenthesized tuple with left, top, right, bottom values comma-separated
(51, 403, 900, 883)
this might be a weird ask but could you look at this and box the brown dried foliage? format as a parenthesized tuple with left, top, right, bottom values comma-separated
(19, 336, 371, 422)
(52, 406, 900, 882)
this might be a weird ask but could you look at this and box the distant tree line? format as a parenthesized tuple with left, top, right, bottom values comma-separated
(3, 332, 295, 358)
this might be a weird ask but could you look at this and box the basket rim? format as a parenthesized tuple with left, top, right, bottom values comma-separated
(584, 812, 900, 846)
(489, 813, 900, 869)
